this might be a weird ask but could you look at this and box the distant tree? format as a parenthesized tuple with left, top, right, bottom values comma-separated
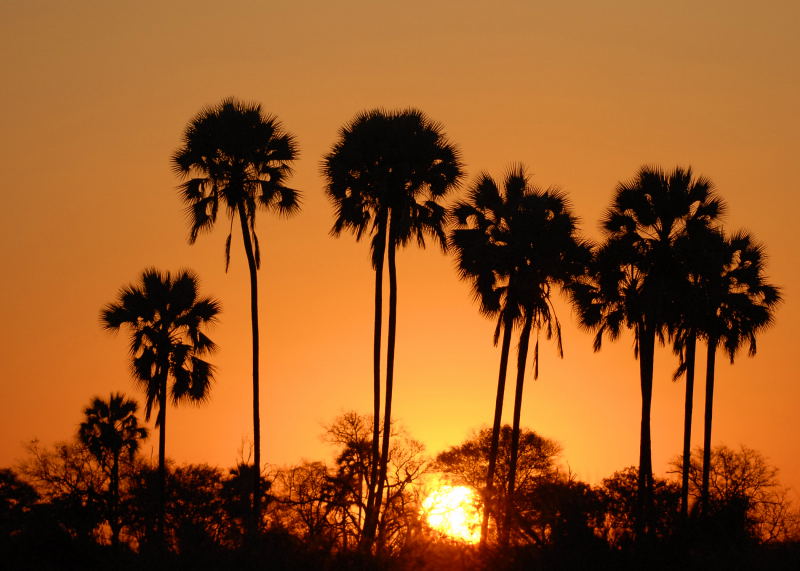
(272, 462, 336, 549)
(18, 440, 107, 542)
(173, 98, 300, 529)
(434, 425, 561, 544)
(571, 166, 723, 538)
(101, 268, 220, 543)
(168, 464, 228, 553)
(220, 462, 272, 544)
(597, 466, 680, 548)
(78, 393, 147, 547)
(124, 461, 268, 555)
(323, 109, 463, 548)
(521, 475, 607, 555)
(673, 445, 798, 543)
(272, 412, 427, 554)
(0, 468, 39, 547)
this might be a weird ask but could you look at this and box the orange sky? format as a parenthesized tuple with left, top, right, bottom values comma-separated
(1, 1, 797, 498)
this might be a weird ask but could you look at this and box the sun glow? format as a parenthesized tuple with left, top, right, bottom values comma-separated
(421, 485, 482, 544)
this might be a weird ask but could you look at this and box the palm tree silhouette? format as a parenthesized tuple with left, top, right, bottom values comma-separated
(670, 224, 726, 519)
(571, 166, 723, 539)
(172, 97, 299, 530)
(698, 231, 781, 513)
(101, 268, 220, 544)
(452, 166, 589, 545)
(79, 392, 148, 547)
(322, 108, 463, 547)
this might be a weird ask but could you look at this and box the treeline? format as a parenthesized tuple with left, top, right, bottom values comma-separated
(2, 409, 798, 570)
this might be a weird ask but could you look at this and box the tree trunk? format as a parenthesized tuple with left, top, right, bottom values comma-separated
(502, 312, 533, 546)
(111, 452, 120, 548)
(680, 332, 697, 520)
(636, 324, 655, 540)
(157, 374, 167, 546)
(237, 204, 261, 536)
(362, 220, 386, 550)
(701, 337, 717, 515)
(374, 223, 398, 552)
(480, 312, 513, 547)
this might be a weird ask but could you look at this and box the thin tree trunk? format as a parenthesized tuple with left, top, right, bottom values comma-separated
(680, 332, 697, 520)
(111, 452, 120, 548)
(375, 226, 398, 552)
(502, 312, 533, 546)
(636, 324, 655, 541)
(701, 337, 717, 515)
(362, 221, 386, 550)
(237, 204, 261, 536)
(480, 313, 513, 547)
(157, 375, 167, 546)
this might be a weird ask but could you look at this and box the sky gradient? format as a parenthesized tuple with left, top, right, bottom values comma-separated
(1, 1, 797, 498)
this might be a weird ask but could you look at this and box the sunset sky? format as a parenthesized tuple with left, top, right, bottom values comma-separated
(2, 1, 797, 499)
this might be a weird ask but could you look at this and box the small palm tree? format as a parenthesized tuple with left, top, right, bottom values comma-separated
(79, 393, 147, 547)
(323, 108, 463, 547)
(571, 165, 723, 538)
(173, 98, 299, 529)
(452, 166, 590, 544)
(101, 268, 220, 543)
(699, 231, 781, 513)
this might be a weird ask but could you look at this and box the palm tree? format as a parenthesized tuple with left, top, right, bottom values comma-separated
(101, 268, 220, 543)
(452, 166, 589, 544)
(79, 392, 148, 547)
(571, 165, 723, 538)
(451, 170, 522, 545)
(499, 174, 588, 545)
(699, 231, 781, 513)
(670, 225, 726, 519)
(172, 97, 299, 528)
(322, 108, 463, 547)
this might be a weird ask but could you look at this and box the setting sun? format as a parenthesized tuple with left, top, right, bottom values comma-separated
(421, 485, 482, 544)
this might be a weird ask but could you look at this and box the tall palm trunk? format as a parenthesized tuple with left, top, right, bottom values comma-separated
(502, 312, 533, 546)
(362, 220, 386, 549)
(157, 373, 167, 545)
(636, 324, 656, 540)
(375, 222, 398, 550)
(680, 332, 697, 519)
(237, 203, 262, 535)
(480, 313, 513, 547)
(701, 337, 718, 514)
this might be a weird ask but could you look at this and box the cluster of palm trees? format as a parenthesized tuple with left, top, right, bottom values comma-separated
(99, 97, 779, 551)
(449, 167, 591, 545)
(322, 109, 464, 547)
(569, 167, 781, 539)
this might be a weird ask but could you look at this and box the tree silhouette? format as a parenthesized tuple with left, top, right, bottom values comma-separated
(671, 224, 726, 519)
(571, 166, 723, 539)
(434, 424, 561, 543)
(172, 98, 299, 531)
(697, 232, 780, 513)
(674, 445, 796, 543)
(101, 268, 220, 544)
(322, 108, 463, 548)
(78, 393, 147, 547)
(453, 166, 589, 545)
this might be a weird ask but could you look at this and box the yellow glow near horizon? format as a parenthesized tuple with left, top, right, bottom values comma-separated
(421, 485, 482, 544)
